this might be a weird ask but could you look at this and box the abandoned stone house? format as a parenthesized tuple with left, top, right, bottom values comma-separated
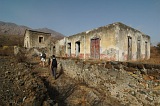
(24, 29, 52, 49)
(56, 22, 150, 61)
(23, 29, 55, 56)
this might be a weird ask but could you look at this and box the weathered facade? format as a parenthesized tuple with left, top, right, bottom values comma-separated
(24, 29, 51, 49)
(56, 22, 150, 61)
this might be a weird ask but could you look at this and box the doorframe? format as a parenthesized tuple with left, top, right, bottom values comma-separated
(90, 37, 100, 59)
(67, 42, 71, 57)
(128, 36, 132, 60)
(75, 41, 80, 57)
(137, 39, 141, 60)
(145, 41, 148, 59)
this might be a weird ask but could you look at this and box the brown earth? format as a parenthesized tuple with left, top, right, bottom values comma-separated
(0, 46, 160, 106)
(0, 56, 48, 106)
(0, 55, 124, 106)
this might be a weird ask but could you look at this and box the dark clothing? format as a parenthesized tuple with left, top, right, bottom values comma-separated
(51, 58, 57, 79)
(51, 58, 57, 68)
(42, 53, 46, 58)
(51, 67, 57, 80)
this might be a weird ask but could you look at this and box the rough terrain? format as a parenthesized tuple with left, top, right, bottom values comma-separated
(0, 56, 48, 106)
(58, 58, 160, 106)
(1, 54, 160, 106)
(0, 55, 123, 106)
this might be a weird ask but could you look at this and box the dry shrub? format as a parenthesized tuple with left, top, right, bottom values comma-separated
(15, 49, 27, 63)
(145, 58, 160, 64)
(137, 58, 160, 65)
(0, 46, 14, 56)
(137, 46, 160, 64)
(150, 46, 160, 58)
(0, 35, 24, 47)
(105, 64, 112, 69)
(157, 42, 160, 52)
(148, 46, 160, 64)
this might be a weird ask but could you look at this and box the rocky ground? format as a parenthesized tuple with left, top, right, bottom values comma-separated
(0, 55, 160, 106)
(0, 56, 48, 106)
(58, 58, 160, 106)
(0, 55, 122, 106)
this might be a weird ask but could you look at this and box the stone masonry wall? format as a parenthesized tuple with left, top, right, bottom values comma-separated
(57, 58, 160, 105)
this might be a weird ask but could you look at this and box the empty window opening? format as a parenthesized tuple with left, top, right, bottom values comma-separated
(67, 43, 71, 57)
(137, 40, 141, 59)
(75, 41, 80, 57)
(39, 37, 44, 43)
(145, 42, 148, 59)
(128, 36, 132, 60)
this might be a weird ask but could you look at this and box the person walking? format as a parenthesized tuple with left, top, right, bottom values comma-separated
(50, 55, 57, 80)
(40, 51, 46, 67)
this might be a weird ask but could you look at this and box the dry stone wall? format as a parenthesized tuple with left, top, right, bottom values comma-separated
(57, 58, 160, 105)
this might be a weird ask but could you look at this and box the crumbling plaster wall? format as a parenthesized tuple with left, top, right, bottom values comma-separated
(64, 25, 117, 59)
(24, 30, 51, 49)
(56, 23, 150, 61)
(55, 37, 67, 57)
(24, 30, 55, 57)
(66, 33, 85, 58)
(141, 34, 150, 59)
(117, 24, 150, 61)
(90, 25, 117, 60)
(30, 31, 51, 48)
(24, 30, 31, 48)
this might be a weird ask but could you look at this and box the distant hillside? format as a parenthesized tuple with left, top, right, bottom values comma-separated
(0, 21, 64, 47)
(0, 21, 65, 39)
(0, 21, 65, 46)
(0, 21, 29, 36)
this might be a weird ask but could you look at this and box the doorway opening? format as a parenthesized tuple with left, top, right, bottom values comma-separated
(137, 40, 141, 60)
(128, 36, 132, 60)
(145, 42, 148, 59)
(90, 38, 100, 59)
(67, 43, 71, 57)
(75, 41, 80, 57)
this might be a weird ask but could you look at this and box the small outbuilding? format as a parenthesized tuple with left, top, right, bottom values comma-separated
(56, 22, 150, 61)
(24, 29, 51, 49)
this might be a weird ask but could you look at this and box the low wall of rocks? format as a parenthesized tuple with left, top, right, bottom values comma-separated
(57, 57, 160, 105)
(58, 58, 160, 83)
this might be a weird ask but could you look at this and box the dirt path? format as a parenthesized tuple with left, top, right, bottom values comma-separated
(30, 59, 123, 106)
(30, 59, 72, 105)
(0, 56, 67, 105)
(1, 56, 138, 106)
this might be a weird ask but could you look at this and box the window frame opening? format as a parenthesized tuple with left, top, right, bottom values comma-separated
(39, 36, 44, 43)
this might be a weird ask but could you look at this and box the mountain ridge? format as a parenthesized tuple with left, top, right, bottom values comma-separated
(0, 21, 65, 39)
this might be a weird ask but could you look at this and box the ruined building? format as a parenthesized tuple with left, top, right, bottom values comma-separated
(56, 22, 150, 61)
(23, 29, 55, 56)
(24, 29, 52, 49)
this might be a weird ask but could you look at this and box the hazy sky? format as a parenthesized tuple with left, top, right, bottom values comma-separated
(0, 0, 160, 45)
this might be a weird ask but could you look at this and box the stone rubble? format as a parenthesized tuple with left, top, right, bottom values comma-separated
(58, 58, 160, 106)
(1, 55, 160, 106)
(0, 56, 48, 106)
